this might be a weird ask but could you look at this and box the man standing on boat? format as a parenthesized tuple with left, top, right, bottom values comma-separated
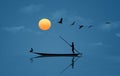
(71, 42, 75, 54)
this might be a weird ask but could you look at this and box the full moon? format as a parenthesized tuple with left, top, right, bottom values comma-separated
(38, 18, 51, 30)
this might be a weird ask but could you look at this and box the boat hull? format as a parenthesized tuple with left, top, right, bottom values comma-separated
(32, 52, 79, 56)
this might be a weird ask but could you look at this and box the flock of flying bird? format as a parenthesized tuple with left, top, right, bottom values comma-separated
(58, 18, 111, 29)
(58, 18, 93, 29)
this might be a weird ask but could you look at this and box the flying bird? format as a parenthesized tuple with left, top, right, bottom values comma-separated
(79, 25, 84, 29)
(58, 18, 63, 24)
(88, 25, 93, 28)
(71, 21, 76, 25)
(105, 22, 111, 24)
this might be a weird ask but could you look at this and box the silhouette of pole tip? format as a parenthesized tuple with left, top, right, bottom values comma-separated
(58, 18, 63, 24)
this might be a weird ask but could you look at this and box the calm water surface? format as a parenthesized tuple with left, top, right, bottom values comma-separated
(0, 47, 120, 76)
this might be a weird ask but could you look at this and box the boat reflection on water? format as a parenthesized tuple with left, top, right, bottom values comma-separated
(30, 55, 82, 75)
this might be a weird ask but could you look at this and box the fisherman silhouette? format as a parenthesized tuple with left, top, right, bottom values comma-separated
(30, 48, 33, 52)
(71, 42, 75, 54)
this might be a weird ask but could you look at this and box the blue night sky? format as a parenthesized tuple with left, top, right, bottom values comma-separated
(0, 0, 120, 76)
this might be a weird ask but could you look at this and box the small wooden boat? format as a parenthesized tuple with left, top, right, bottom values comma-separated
(31, 52, 79, 56)
(30, 36, 82, 57)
